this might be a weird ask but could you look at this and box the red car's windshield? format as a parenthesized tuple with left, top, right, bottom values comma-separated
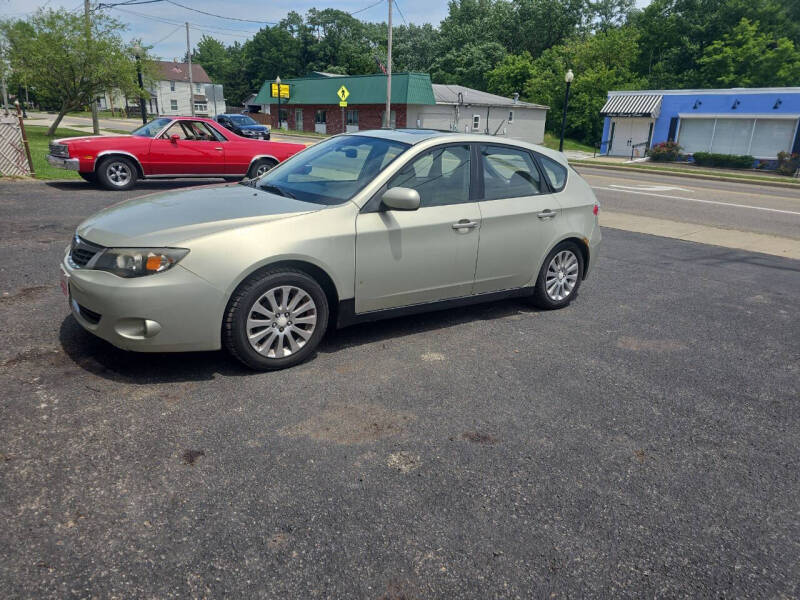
(131, 118, 172, 137)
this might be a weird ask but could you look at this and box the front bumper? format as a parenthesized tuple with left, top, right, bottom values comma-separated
(62, 250, 227, 352)
(47, 155, 80, 170)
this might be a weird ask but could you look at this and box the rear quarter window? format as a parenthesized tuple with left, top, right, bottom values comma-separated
(538, 155, 568, 192)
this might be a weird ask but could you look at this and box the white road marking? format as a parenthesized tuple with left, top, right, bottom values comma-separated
(609, 184, 693, 193)
(592, 186, 800, 216)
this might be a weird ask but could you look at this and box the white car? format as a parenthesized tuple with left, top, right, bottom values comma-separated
(61, 130, 601, 370)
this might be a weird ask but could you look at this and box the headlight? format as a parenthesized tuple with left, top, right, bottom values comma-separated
(90, 248, 189, 278)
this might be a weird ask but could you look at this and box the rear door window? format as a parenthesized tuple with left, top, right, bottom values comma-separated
(480, 145, 542, 200)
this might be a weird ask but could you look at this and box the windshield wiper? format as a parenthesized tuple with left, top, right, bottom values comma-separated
(260, 184, 295, 199)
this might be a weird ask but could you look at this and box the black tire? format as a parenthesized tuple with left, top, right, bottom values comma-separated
(97, 156, 138, 191)
(223, 268, 329, 371)
(79, 172, 97, 183)
(531, 241, 584, 310)
(247, 158, 277, 179)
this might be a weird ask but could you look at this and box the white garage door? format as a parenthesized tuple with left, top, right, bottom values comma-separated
(678, 116, 798, 158)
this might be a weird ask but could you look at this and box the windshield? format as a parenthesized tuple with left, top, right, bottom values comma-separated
(230, 115, 258, 126)
(256, 135, 410, 205)
(131, 118, 172, 137)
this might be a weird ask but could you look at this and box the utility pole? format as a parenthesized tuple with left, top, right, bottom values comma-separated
(384, 0, 392, 128)
(186, 22, 195, 116)
(85, 0, 100, 134)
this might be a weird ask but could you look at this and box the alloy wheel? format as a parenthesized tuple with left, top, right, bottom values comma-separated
(545, 250, 579, 301)
(246, 285, 317, 359)
(106, 161, 132, 187)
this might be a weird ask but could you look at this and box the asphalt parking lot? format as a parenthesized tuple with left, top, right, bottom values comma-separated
(1, 179, 799, 598)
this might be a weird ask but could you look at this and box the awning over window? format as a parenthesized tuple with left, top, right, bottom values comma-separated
(601, 94, 662, 118)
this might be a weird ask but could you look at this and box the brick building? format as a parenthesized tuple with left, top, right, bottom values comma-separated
(252, 72, 549, 144)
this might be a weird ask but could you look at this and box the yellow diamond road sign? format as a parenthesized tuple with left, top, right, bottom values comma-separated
(337, 85, 350, 102)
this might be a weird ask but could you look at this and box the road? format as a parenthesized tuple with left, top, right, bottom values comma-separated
(1, 179, 798, 598)
(578, 166, 800, 240)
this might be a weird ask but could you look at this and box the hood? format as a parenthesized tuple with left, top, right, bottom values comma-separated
(77, 184, 321, 247)
(240, 124, 269, 131)
(57, 135, 133, 144)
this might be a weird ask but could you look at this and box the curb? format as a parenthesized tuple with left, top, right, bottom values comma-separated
(571, 161, 800, 190)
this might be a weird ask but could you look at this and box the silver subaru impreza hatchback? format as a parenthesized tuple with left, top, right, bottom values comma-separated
(61, 129, 601, 370)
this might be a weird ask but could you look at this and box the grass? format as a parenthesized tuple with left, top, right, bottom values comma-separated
(66, 110, 134, 120)
(571, 159, 800, 186)
(23, 125, 88, 180)
(542, 132, 596, 154)
(273, 129, 330, 139)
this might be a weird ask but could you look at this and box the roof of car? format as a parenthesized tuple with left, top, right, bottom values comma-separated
(344, 128, 568, 164)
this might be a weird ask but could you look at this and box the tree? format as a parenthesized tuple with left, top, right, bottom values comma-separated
(524, 27, 645, 143)
(431, 41, 507, 90)
(698, 18, 800, 87)
(2, 8, 138, 135)
(487, 51, 535, 97)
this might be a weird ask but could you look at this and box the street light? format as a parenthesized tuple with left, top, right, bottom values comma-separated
(275, 75, 282, 130)
(558, 68, 574, 153)
(132, 43, 148, 125)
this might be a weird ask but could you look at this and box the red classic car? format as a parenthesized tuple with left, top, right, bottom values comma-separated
(46, 116, 307, 190)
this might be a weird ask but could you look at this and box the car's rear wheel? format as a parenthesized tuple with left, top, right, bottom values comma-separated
(247, 158, 277, 179)
(79, 172, 97, 184)
(223, 269, 329, 370)
(97, 156, 137, 191)
(531, 241, 583, 309)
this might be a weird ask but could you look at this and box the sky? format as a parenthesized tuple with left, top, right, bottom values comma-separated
(1, 0, 651, 61)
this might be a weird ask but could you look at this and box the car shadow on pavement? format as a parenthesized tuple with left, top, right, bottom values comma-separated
(44, 179, 230, 193)
(58, 298, 540, 383)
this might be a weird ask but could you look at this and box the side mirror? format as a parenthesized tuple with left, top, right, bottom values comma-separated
(381, 187, 420, 211)
(170, 134, 180, 144)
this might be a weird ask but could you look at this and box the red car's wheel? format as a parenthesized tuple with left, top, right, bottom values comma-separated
(248, 158, 277, 179)
(97, 156, 138, 191)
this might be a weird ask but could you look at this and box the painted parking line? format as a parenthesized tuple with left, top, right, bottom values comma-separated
(592, 186, 800, 216)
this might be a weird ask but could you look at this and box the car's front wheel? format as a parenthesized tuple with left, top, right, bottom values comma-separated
(531, 241, 584, 309)
(247, 158, 277, 179)
(223, 269, 329, 370)
(97, 156, 138, 191)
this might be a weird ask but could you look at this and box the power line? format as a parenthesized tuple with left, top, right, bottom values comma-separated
(393, 0, 408, 25)
(163, 0, 276, 25)
(150, 23, 183, 46)
(350, 0, 385, 15)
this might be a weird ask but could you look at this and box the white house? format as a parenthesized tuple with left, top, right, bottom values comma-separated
(98, 60, 225, 118)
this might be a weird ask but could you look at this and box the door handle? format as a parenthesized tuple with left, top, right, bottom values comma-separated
(537, 209, 557, 219)
(452, 219, 479, 230)
(214, 147, 223, 151)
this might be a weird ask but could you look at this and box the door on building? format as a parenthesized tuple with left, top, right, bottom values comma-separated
(315, 110, 327, 134)
(295, 108, 303, 131)
(607, 117, 654, 157)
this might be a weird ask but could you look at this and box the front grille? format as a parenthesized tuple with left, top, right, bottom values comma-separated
(49, 142, 69, 158)
(69, 236, 105, 268)
(76, 303, 101, 324)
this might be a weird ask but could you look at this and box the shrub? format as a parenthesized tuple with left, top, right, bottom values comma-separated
(648, 141, 681, 162)
(692, 152, 755, 169)
(777, 151, 800, 176)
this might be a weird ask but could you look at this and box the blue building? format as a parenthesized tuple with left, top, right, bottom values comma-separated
(599, 87, 800, 162)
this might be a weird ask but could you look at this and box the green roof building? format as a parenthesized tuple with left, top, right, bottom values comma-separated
(250, 72, 549, 144)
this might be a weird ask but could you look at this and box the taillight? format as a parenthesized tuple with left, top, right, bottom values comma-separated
(593, 204, 599, 215)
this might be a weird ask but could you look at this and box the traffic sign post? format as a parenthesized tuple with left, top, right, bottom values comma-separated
(337, 86, 350, 134)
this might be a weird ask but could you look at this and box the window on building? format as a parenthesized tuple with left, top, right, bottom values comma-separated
(389, 144, 471, 207)
(678, 116, 798, 158)
(170, 81, 176, 92)
(508, 111, 514, 123)
(194, 103, 208, 114)
(380, 110, 396, 128)
(677, 118, 715, 154)
(279, 108, 288, 124)
(195, 83, 202, 93)
(315, 110, 327, 124)
(481, 145, 541, 200)
(473, 115, 481, 131)
(346, 110, 359, 125)
(170, 99, 178, 111)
